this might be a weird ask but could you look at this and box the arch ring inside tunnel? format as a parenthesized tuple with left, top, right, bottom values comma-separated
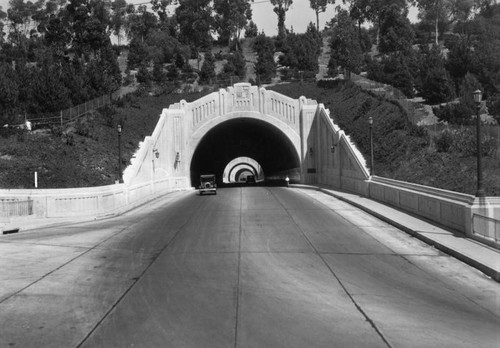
(190, 117, 300, 186)
(223, 157, 264, 183)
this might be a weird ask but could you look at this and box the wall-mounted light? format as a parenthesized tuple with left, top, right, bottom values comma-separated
(153, 149, 159, 158)
(330, 137, 338, 153)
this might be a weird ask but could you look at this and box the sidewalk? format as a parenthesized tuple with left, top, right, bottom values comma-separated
(298, 185, 500, 283)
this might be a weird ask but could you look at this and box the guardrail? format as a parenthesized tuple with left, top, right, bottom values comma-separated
(0, 200, 33, 217)
(473, 214, 500, 243)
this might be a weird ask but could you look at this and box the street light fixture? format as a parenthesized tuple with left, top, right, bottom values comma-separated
(368, 116, 374, 176)
(117, 124, 123, 183)
(473, 89, 485, 197)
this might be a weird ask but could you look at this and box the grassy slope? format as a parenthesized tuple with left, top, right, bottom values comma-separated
(1, 82, 498, 195)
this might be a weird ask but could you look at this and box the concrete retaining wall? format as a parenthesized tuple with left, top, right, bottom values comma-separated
(305, 103, 370, 196)
(0, 177, 188, 231)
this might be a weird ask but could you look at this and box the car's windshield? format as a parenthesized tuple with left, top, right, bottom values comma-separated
(200, 175, 215, 182)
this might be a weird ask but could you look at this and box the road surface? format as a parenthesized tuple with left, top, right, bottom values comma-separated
(1, 187, 499, 347)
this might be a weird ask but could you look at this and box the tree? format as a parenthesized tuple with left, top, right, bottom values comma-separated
(309, 0, 335, 30)
(151, 0, 174, 23)
(152, 61, 166, 84)
(342, 0, 373, 49)
(0, 62, 19, 124)
(32, 0, 67, 40)
(459, 72, 482, 108)
(379, 3, 415, 55)
(342, 0, 408, 46)
(7, 0, 39, 41)
(145, 31, 181, 64)
(127, 36, 147, 69)
(84, 45, 121, 96)
(125, 4, 158, 42)
(445, 37, 475, 81)
(30, 62, 72, 112)
(199, 50, 216, 83)
(213, 0, 253, 48)
(245, 20, 258, 38)
(415, 0, 452, 45)
(470, 9, 500, 101)
(421, 66, 455, 103)
(0, 6, 6, 46)
(270, 0, 293, 41)
(44, 16, 72, 54)
(65, 0, 112, 58)
(329, 9, 362, 80)
(110, 0, 128, 46)
(61, 57, 90, 105)
(231, 50, 247, 78)
(175, 0, 213, 57)
(279, 27, 321, 75)
(253, 33, 276, 83)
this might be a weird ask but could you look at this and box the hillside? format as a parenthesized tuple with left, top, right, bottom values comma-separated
(0, 90, 208, 189)
(1, 82, 499, 196)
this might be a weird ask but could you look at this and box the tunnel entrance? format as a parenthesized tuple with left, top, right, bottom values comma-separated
(190, 118, 300, 186)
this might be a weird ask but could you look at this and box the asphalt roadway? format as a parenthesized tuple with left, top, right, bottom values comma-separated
(0, 187, 499, 348)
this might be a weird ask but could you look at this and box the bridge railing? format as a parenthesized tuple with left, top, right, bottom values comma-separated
(0, 199, 33, 217)
(473, 214, 500, 243)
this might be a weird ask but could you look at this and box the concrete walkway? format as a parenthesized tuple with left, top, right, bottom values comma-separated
(296, 185, 500, 283)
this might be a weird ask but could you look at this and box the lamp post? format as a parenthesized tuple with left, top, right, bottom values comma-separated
(368, 116, 374, 176)
(117, 124, 123, 183)
(473, 89, 485, 197)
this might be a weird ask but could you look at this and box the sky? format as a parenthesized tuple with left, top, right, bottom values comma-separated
(0, 0, 418, 36)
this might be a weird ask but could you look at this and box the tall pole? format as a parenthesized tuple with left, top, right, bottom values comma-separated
(368, 117, 374, 176)
(474, 90, 485, 197)
(118, 124, 123, 184)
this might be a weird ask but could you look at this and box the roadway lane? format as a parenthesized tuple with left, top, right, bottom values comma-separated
(0, 187, 499, 348)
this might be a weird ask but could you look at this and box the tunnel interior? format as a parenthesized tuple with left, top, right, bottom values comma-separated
(190, 118, 300, 186)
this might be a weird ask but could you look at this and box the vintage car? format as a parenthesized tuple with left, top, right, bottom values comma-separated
(199, 174, 217, 195)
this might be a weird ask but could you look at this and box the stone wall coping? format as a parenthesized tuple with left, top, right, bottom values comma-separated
(371, 176, 476, 205)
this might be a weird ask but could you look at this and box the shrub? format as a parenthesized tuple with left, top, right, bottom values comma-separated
(99, 105, 116, 127)
(435, 130, 454, 152)
(316, 79, 344, 89)
(136, 65, 151, 83)
(420, 67, 456, 104)
(450, 128, 476, 156)
(199, 51, 216, 84)
(433, 102, 475, 125)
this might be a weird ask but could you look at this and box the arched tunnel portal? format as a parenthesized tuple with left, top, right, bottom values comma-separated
(190, 118, 300, 186)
